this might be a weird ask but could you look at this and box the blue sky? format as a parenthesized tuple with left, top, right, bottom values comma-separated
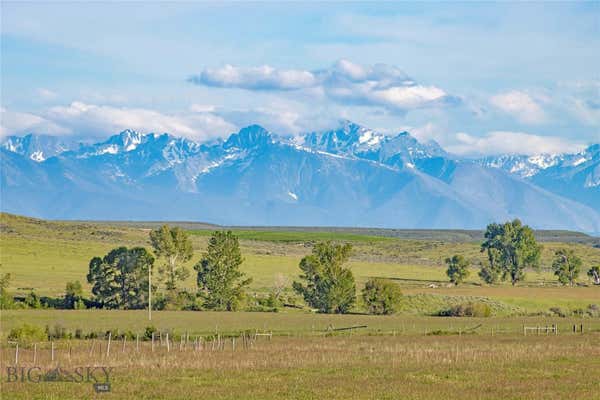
(1, 1, 598, 155)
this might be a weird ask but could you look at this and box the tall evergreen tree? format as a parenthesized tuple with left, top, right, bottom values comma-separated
(87, 247, 154, 309)
(194, 231, 251, 311)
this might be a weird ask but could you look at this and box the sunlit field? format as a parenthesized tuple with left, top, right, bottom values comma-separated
(1, 213, 599, 399)
(2, 334, 599, 400)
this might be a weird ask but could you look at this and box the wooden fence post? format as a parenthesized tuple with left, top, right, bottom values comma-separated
(33, 343, 37, 364)
(151, 332, 155, 352)
(15, 342, 19, 365)
(106, 332, 112, 358)
(51, 342, 55, 362)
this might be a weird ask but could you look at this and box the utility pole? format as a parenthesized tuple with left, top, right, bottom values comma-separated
(148, 263, 152, 321)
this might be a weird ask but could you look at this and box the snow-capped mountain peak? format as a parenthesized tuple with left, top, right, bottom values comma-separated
(1, 123, 598, 232)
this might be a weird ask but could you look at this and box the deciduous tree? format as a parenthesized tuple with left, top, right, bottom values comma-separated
(552, 248, 582, 286)
(479, 219, 541, 285)
(587, 266, 600, 285)
(64, 281, 84, 309)
(149, 225, 193, 292)
(293, 242, 356, 314)
(446, 254, 470, 285)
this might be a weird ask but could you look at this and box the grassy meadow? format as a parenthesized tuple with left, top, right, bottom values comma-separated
(1, 212, 600, 399)
(1, 212, 599, 314)
(2, 334, 599, 400)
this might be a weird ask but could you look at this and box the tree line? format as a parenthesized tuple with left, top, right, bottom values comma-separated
(1, 219, 598, 313)
(445, 219, 599, 287)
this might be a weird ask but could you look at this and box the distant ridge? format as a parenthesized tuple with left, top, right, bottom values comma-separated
(1, 122, 599, 232)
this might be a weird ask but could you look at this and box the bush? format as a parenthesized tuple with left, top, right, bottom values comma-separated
(25, 291, 42, 309)
(362, 278, 403, 315)
(549, 307, 566, 317)
(45, 323, 70, 339)
(440, 302, 491, 317)
(8, 324, 47, 344)
(144, 325, 157, 340)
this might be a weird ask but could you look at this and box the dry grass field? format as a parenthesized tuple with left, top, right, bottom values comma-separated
(2, 334, 599, 399)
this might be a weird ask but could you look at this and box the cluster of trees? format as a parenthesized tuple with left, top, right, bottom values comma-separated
(4, 218, 597, 314)
(445, 219, 600, 286)
(292, 241, 403, 315)
(85, 232, 404, 315)
(86, 227, 252, 311)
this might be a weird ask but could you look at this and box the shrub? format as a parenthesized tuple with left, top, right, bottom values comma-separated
(440, 302, 491, 317)
(74, 328, 84, 339)
(362, 278, 403, 315)
(144, 325, 157, 340)
(25, 291, 42, 309)
(8, 324, 47, 344)
(45, 323, 69, 339)
(549, 307, 566, 317)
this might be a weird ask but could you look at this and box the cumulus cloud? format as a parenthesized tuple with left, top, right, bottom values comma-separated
(190, 64, 317, 91)
(489, 90, 547, 124)
(446, 130, 584, 156)
(1, 102, 237, 141)
(189, 59, 457, 113)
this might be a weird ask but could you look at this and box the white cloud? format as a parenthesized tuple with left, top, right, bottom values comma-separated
(0, 107, 69, 137)
(190, 59, 457, 114)
(489, 90, 547, 124)
(1, 102, 237, 141)
(447, 130, 584, 156)
(190, 64, 317, 91)
(218, 103, 339, 135)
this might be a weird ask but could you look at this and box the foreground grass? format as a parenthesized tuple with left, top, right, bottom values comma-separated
(2, 334, 599, 399)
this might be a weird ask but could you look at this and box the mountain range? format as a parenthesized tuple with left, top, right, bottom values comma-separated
(1, 121, 599, 232)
